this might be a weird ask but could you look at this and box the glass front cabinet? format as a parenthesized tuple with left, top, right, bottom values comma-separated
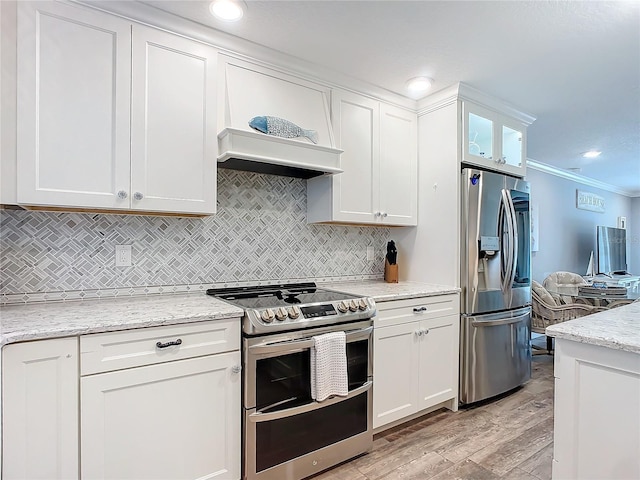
(462, 101, 527, 177)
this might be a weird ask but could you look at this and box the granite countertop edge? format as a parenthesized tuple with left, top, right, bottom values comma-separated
(545, 302, 640, 354)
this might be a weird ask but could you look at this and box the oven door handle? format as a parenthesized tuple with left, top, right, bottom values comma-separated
(248, 326, 373, 355)
(248, 381, 372, 423)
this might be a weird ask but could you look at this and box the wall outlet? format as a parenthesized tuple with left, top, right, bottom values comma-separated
(366, 246, 375, 261)
(115, 245, 132, 267)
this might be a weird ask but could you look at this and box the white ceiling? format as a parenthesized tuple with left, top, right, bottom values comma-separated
(141, 0, 640, 195)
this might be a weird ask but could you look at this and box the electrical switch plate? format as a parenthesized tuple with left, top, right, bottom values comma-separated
(367, 246, 375, 261)
(115, 245, 132, 267)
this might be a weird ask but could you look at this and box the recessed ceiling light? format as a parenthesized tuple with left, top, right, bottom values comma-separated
(582, 150, 601, 158)
(209, 0, 244, 21)
(405, 77, 433, 97)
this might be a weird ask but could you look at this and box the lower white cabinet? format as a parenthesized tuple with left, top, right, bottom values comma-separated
(2, 337, 79, 480)
(81, 351, 240, 480)
(1, 319, 241, 480)
(373, 295, 459, 430)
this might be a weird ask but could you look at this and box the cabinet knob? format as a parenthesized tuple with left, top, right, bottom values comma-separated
(117, 190, 128, 200)
(374, 212, 381, 217)
(413, 306, 427, 313)
(415, 330, 423, 337)
(382, 212, 388, 218)
(231, 365, 242, 374)
(133, 192, 144, 201)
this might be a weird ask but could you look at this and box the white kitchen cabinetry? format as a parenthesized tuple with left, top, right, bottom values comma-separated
(394, 83, 534, 286)
(552, 339, 639, 480)
(373, 294, 459, 430)
(2, 337, 79, 480)
(462, 101, 527, 177)
(80, 320, 241, 480)
(1, 319, 241, 480)
(129, 25, 217, 215)
(15, 1, 217, 215)
(307, 89, 417, 226)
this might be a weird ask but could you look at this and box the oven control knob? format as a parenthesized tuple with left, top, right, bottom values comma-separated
(261, 309, 275, 323)
(337, 301, 348, 313)
(275, 307, 288, 321)
(348, 300, 358, 312)
(287, 307, 300, 319)
(358, 299, 368, 311)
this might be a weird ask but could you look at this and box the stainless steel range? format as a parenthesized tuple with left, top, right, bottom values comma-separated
(207, 283, 376, 480)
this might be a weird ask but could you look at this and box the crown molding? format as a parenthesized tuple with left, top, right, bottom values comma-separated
(70, 0, 417, 111)
(417, 82, 536, 126)
(526, 159, 639, 198)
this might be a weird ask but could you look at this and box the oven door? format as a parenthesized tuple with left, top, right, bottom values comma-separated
(243, 321, 373, 480)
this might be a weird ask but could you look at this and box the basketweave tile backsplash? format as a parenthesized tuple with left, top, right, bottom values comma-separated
(0, 169, 390, 304)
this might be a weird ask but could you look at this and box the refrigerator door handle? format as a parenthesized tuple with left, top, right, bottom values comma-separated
(471, 311, 530, 327)
(506, 190, 519, 289)
(499, 189, 514, 293)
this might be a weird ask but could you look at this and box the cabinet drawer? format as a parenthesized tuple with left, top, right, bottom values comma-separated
(80, 319, 240, 375)
(375, 294, 459, 328)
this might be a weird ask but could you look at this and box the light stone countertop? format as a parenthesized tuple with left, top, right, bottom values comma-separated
(0, 280, 459, 348)
(0, 293, 244, 347)
(545, 301, 640, 354)
(322, 280, 460, 302)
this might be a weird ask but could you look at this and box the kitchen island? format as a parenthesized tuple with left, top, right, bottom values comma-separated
(546, 301, 640, 480)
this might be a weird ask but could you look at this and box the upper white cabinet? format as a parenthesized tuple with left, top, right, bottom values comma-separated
(130, 25, 217, 215)
(16, 1, 131, 210)
(462, 101, 527, 177)
(394, 83, 534, 285)
(2, 337, 79, 480)
(307, 89, 417, 226)
(15, 2, 217, 215)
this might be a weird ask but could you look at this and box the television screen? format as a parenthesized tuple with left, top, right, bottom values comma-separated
(597, 226, 627, 274)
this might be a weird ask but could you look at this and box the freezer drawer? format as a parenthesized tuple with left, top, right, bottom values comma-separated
(459, 307, 531, 405)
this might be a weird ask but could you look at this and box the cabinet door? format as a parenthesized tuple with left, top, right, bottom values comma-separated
(373, 321, 420, 429)
(2, 338, 79, 480)
(131, 26, 218, 215)
(462, 101, 497, 168)
(500, 114, 526, 175)
(462, 101, 526, 177)
(16, 1, 131, 209)
(378, 103, 417, 226)
(418, 315, 458, 410)
(330, 90, 379, 223)
(81, 351, 241, 480)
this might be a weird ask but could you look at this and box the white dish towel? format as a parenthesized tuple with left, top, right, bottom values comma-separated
(310, 331, 349, 402)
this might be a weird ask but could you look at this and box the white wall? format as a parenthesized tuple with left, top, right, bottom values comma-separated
(526, 168, 633, 282)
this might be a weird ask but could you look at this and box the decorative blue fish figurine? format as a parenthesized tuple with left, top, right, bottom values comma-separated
(249, 116, 319, 144)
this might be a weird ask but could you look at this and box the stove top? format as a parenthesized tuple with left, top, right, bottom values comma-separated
(207, 282, 376, 335)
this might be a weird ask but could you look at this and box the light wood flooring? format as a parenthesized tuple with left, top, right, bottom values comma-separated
(311, 355, 555, 480)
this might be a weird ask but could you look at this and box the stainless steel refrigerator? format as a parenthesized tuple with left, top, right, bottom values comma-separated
(459, 167, 532, 405)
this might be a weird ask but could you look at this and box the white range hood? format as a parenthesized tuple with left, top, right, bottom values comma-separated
(217, 56, 343, 178)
